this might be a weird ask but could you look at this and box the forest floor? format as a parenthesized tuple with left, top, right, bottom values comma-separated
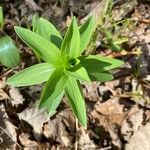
(0, 0, 150, 149)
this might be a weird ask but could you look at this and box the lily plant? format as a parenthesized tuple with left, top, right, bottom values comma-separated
(7, 16, 123, 127)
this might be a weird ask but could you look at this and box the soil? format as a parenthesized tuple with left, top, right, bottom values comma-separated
(0, 0, 150, 149)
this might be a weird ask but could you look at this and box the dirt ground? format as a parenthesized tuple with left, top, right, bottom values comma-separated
(0, 0, 150, 149)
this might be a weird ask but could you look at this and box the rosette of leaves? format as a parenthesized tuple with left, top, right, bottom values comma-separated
(7, 16, 123, 127)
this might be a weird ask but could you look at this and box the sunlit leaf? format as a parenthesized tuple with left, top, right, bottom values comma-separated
(61, 17, 80, 59)
(14, 26, 61, 66)
(0, 36, 20, 68)
(39, 92, 64, 114)
(80, 55, 123, 72)
(39, 67, 68, 109)
(36, 18, 62, 48)
(79, 16, 95, 54)
(7, 63, 53, 87)
(66, 64, 91, 82)
(65, 77, 87, 127)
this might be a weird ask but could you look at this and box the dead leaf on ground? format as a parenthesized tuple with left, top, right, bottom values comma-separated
(83, 82, 100, 102)
(9, 87, 25, 106)
(92, 98, 126, 126)
(78, 130, 97, 150)
(19, 133, 38, 149)
(121, 105, 144, 141)
(0, 104, 18, 149)
(0, 79, 9, 101)
(43, 109, 75, 148)
(125, 122, 150, 150)
(18, 103, 49, 140)
(91, 98, 127, 148)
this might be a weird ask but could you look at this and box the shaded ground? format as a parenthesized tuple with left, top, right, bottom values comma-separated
(0, 0, 150, 149)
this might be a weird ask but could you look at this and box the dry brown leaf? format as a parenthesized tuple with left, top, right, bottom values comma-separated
(9, 87, 25, 106)
(0, 89, 9, 100)
(0, 104, 18, 149)
(81, 0, 108, 24)
(83, 82, 100, 102)
(25, 0, 42, 11)
(92, 98, 126, 126)
(78, 130, 96, 150)
(125, 123, 150, 150)
(0, 79, 9, 101)
(0, 79, 6, 89)
(19, 133, 38, 149)
(43, 109, 74, 148)
(91, 98, 126, 148)
(18, 103, 49, 140)
(44, 119, 72, 147)
(121, 105, 144, 141)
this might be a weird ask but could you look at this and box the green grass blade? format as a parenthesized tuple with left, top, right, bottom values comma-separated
(32, 14, 39, 32)
(0, 6, 4, 29)
(79, 16, 95, 54)
(65, 78, 87, 127)
(14, 26, 61, 66)
(39, 67, 68, 109)
(36, 18, 62, 48)
(61, 17, 80, 59)
(7, 63, 54, 87)
(0, 36, 20, 68)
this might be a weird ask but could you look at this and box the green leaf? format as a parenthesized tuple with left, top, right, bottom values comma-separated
(89, 72, 113, 82)
(0, 36, 20, 68)
(66, 63, 91, 82)
(39, 67, 68, 109)
(79, 56, 111, 73)
(65, 77, 87, 127)
(79, 16, 95, 54)
(0, 6, 4, 29)
(14, 26, 61, 66)
(113, 37, 128, 45)
(61, 17, 80, 59)
(32, 14, 39, 32)
(39, 92, 64, 114)
(36, 18, 62, 48)
(7, 63, 54, 87)
(80, 55, 123, 73)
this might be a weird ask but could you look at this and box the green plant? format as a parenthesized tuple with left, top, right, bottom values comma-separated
(103, 30, 128, 52)
(7, 16, 123, 126)
(0, 6, 20, 68)
(0, 36, 20, 68)
(0, 6, 4, 30)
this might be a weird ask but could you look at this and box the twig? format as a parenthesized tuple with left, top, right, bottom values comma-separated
(75, 118, 78, 150)
(0, 126, 22, 149)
